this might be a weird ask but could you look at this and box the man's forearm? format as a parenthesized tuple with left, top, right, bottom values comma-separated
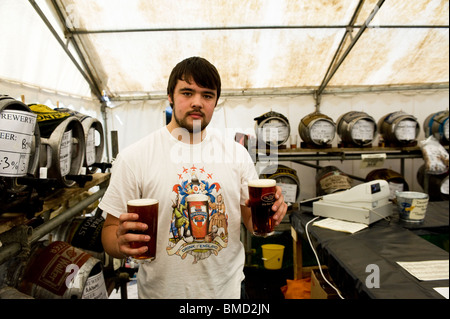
(101, 222, 125, 259)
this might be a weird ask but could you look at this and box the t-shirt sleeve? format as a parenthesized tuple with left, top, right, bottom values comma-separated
(98, 152, 141, 218)
(238, 144, 258, 206)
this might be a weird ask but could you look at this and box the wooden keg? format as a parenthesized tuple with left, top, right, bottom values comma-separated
(365, 168, 409, 200)
(337, 111, 377, 147)
(55, 108, 105, 173)
(51, 214, 107, 266)
(18, 241, 107, 299)
(298, 111, 336, 147)
(0, 286, 34, 299)
(417, 164, 449, 201)
(0, 96, 40, 181)
(315, 166, 352, 196)
(423, 110, 449, 145)
(30, 105, 86, 187)
(259, 164, 300, 203)
(378, 111, 420, 146)
(52, 215, 105, 253)
(254, 111, 290, 148)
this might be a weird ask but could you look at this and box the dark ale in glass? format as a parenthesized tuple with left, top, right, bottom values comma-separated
(127, 198, 159, 260)
(186, 194, 210, 241)
(248, 179, 277, 237)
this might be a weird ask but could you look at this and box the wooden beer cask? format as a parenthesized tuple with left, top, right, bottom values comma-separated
(336, 111, 377, 147)
(259, 164, 300, 203)
(30, 105, 86, 187)
(365, 168, 409, 200)
(52, 215, 105, 263)
(0, 96, 40, 191)
(55, 108, 105, 173)
(378, 111, 420, 146)
(0, 286, 34, 299)
(298, 111, 336, 148)
(315, 166, 352, 196)
(254, 111, 291, 148)
(423, 110, 449, 145)
(417, 164, 449, 201)
(18, 241, 107, 299)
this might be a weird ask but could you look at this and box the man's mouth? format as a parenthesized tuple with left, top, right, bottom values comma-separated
(188, 112, 204, 119)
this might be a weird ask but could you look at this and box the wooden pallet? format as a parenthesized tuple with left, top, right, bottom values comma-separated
(0, 173, 110, 234)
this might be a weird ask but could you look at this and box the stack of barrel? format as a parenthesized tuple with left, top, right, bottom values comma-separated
(1, 96, 106, 193)
(420, 110, 449, 201)
(29, 104, 106, 187)
(0, 96, 41, 215)
(1, 96, 111, 299)
(253, 109, 433, 149)
(1, 239, 108, 299)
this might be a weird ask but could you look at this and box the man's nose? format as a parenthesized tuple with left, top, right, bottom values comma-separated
(191, 93, 203, 108)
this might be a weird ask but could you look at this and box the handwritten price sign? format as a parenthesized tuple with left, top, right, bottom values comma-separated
(0, 110, 36, 177)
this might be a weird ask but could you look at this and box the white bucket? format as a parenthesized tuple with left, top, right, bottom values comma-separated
(395, 191, 429, 223)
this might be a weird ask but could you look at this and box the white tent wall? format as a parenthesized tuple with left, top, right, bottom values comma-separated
(0, 79, 100, 114)
(105, 99, 166, 155)
(0, 0, 95, 100)
(105, 89, 449, 201)
(0, 0, 448, 201)
(0, 78, 106, 162)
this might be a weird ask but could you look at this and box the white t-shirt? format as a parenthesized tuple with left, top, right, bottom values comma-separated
(99, 126, 258, 299)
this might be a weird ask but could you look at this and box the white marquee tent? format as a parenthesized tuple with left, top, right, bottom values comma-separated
(1, 0, 449, 198)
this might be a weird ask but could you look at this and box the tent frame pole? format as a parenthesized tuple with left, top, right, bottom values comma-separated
(314, 0, 386, 111)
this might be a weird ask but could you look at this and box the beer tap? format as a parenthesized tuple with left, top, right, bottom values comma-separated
(90, 162, 112, 173)
(65, 174, 93, 188)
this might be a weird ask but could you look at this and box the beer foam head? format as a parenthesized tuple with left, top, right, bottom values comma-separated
(248, 179, 276, 188)
(127, 198, 158, 206)
(186, 194, 209, 201)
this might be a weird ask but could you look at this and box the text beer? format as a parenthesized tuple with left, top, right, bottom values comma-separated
(127, 198, 159, 260)
(248, 179, 277, 237)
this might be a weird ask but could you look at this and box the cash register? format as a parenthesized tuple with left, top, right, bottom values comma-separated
(313, 180, 392, 225)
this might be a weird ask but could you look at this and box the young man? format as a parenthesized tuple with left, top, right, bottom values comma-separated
(100, 57, 287, 298)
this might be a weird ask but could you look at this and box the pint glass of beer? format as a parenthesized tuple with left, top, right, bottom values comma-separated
(127, 198, 159, 260)
(186, 194, 210, 241)
(248, 179, 277, 237)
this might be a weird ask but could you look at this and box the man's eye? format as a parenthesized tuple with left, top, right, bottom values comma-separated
(182, 92, 192, 96)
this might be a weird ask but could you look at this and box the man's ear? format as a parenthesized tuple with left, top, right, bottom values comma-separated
(168, 95, 174, 108)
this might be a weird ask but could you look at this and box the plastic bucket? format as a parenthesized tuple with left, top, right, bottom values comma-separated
(395, 191, 429, 223)
(261, 244, 285, 270)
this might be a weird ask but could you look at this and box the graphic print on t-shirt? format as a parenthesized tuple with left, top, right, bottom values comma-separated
(166, 165, 228, 263)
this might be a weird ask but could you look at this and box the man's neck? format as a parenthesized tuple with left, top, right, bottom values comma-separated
(166, 121, 206, 144)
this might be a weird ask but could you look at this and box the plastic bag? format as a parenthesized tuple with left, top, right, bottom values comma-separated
(280, 277, 311, 299)
(418, 136, 449, 175)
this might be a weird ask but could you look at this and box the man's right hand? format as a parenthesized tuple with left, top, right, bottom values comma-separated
(101, 213, 150, 259)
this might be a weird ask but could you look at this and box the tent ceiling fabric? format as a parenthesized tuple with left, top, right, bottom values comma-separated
(3, 0, 449, 101)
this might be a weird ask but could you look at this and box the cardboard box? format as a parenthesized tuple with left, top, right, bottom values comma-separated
(310, 267, 339, 299)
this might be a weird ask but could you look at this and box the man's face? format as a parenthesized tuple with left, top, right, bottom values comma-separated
(168, 79, 217, 133)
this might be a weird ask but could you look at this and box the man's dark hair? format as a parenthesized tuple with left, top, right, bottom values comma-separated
(167, 57, 221, 107)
